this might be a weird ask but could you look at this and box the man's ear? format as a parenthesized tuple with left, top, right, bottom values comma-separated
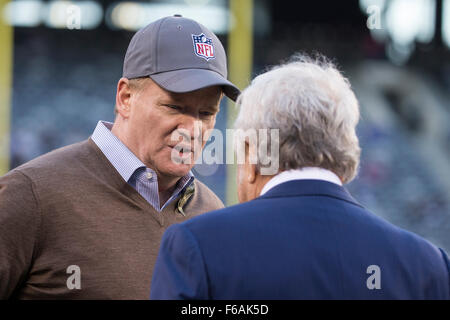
(115, 78, 132, 118)
(246, 163, 257, 184)
(245, 142, 257, 184)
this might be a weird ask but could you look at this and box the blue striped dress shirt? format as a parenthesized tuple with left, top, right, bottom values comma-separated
(91, 121, 194, 212)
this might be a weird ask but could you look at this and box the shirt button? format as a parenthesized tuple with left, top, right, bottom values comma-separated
(146, 172, 153, 180)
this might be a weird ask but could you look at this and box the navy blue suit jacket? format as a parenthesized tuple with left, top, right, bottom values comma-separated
(150, 180, 450, 299)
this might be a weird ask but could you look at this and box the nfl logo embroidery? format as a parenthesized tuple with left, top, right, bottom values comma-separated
(192, 33, 215, 61)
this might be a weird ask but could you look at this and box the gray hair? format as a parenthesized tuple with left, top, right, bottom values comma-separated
(234, 54, 361, 183)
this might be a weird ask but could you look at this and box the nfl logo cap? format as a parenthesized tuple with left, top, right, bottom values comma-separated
(123, 15, 240, 101)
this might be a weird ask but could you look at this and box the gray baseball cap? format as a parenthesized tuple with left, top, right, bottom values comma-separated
(123, 15, 240, 101)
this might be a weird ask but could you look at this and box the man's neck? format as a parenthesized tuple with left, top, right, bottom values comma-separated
(155, 167, 181, 190)
(255, 174, 276, 199)
(159, 189, 175, 209)
(157, 173, 181, 208)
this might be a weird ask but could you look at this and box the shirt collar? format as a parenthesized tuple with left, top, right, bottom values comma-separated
(91, 120, 194, 184)
(260, 167, 343, 196)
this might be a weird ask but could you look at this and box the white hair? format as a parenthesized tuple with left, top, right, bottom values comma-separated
(234, 54, 361, 183)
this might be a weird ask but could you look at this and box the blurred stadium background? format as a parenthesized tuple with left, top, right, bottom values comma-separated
(0, 0, 450, 251)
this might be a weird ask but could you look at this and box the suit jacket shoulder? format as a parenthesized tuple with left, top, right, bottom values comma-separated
(151, 180, 450, 300)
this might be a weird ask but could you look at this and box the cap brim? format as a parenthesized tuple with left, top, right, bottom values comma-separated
(150, 69, 240, 102)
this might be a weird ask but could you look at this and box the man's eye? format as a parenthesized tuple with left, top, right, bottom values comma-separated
(165, 105, 181, 110)
(200, 111, 214, 117)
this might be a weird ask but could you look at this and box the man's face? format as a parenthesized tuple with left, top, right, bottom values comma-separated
(125, 79, 222, 179)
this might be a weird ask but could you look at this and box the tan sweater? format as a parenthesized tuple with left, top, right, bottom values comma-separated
(0, 139, 224, 299)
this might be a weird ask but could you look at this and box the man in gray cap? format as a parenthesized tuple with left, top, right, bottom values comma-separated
(0, 15, 239, 299)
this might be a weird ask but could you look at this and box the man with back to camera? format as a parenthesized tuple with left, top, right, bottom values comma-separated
(150, 54, 450, 299)
(0, 15, 240, 299)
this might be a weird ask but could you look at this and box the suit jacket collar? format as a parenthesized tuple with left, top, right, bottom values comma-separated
(257, 179, 363, 208)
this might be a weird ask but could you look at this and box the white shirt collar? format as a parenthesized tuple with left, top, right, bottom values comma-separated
(260, 167, 342, 196)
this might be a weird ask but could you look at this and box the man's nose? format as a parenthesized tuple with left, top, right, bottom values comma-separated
(178, 115, 202, 142)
